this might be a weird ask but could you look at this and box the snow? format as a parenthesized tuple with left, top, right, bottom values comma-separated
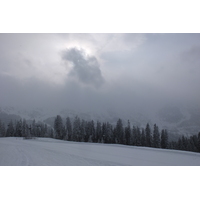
(0, 137, 200, 166)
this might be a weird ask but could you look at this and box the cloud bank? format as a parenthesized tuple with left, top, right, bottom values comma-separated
(0, 33, 200, 116)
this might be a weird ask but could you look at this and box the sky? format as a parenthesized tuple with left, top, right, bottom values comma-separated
(0, 33, 200, 116)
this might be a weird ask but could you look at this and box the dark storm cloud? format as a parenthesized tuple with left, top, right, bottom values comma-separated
(62, 48, 105, 88)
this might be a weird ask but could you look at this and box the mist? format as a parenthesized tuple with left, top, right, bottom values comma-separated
(0, 33, 200, 119)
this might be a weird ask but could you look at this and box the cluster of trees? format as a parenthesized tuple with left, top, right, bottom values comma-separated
(54, 116, 167, 148)
(168, 134, 200, 152)
(1, 115, 200, 153)
(0, 119, 54, 138)
(53, 115, 200, 153)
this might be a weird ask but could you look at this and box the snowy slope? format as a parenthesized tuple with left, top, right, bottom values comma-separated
(0, 137, 200, 166)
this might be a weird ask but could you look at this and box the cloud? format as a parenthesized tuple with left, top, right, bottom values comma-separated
(57, 33, 146, 55)
(1, 33, 200, 116)
(62, 47, 105, 88)
(180, 45, 200, 72)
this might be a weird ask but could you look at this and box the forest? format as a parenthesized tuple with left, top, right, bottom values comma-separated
(0, 115, 200, 153)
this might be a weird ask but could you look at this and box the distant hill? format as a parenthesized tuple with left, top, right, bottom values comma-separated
(0, 104, 200, 140)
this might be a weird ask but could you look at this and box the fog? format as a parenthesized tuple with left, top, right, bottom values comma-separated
(0, 33, 200, 117)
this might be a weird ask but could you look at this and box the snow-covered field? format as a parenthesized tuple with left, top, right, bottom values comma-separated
(0, 137, 200, 166)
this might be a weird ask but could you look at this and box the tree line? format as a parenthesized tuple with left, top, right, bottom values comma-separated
(0, 119, 54, 138)
(53, 115, 200, 153)
(0, 115, 200, 153)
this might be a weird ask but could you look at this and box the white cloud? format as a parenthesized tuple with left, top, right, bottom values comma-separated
(0, 33, 200, 112)
(62, 47, 105, 88)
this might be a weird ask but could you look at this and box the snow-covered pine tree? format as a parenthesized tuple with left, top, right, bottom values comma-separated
(197, 132, 200, 152)
(22, 119, 27, 137)
(161, 129, 168, 149)
(145, 123, 152, 147)
(101, 122, 107, 143)
(0, 120, 6, 137)
(153, 124, 160, 148)
(6, 121, 15, 137)
(89, 120, 95, 143)
(66, 117, 72, 141)
(96, 121, 102, 143)
(136, 127, 141, 146)
(54, 115, 63, 139)
(141, 128, 146, 146)
(132, 126, 137, 146)
(115, 118, 124, 144)
(31, 120, 36, 137)
(80, 119, 86, 142)
(73, 116, 81, 142)
(125, 120, 131, 145)
(105, 122, 113, 143)
(15, 119, 22, 137)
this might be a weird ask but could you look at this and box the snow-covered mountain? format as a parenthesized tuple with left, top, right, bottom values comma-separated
(154, 104, 200, 136)
(0, 105, 149, 126)
(0, 104, 200, 137)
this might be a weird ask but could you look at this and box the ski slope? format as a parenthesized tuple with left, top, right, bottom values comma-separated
(0, 137, 200, 166)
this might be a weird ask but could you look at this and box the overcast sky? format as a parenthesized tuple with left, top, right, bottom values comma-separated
(0, 33, 200, 115)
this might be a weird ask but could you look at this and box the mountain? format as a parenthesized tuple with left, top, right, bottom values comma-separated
(0, 107, 21, 125)
(0, 104, 200, 139)
(155, 104, 200, 136)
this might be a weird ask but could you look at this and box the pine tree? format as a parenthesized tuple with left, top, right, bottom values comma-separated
(178, 137, 183, 150)
(96, 121, 102, 143)
(105, 122, 113, 143)
(66, 117, 72, 141)
(84, 121, 90, 142)
(161, 129, 168, 149)
(39, 123, 45, 138)
(86, 120, 95, 143)
(136, 127, 141, 146)
(181, 135, 187, 150)
(50, 128, 54, 138)
(90, 120, 96, 143)
(31, 120, 36, 137)
(125, 120, 131, 145)
(191, 134, 198, 151)
(197, 132, 200, 152)
(61, 126, 66, 140)
(80, 119, 86, 142)
(115, 119, 124, 144)
(22, 119, 27, 137)
(0, 120, 6, 137)
(153, 124, 160, 148)
(15, 119, 22, 137)
(189, 135, 198, 152)
(141, 128, 146, 146)
(101, 122, 107, 143)
(6, 121, 15, 137)
(36, 123, 42, 137)
(132, 126, 137, 145)
(145, 123, 152, 147)
(54, 115, 63, 139)
(72, 116, 80, 141)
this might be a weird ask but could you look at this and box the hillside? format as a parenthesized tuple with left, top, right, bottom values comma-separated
(0, 137, 200, 166)
(1, 104, 200, 138)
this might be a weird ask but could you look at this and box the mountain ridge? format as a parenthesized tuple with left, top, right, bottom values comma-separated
(0, 104, 199, 137)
